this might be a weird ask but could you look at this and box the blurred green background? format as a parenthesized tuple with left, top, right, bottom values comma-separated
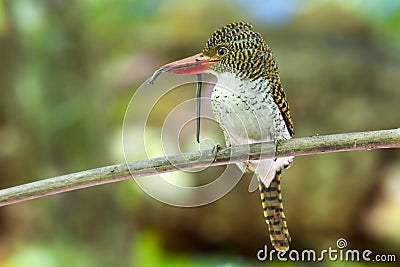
(0, 0, 400, 266)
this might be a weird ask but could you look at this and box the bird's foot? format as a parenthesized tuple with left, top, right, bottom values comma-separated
(211, 144, 222, 162)
(275, 136, 286, 146)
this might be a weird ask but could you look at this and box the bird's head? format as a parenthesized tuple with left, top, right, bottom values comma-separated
(149, 22, 277, 83)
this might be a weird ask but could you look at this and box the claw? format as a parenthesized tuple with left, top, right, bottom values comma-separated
(211, 144, 222, 162)
(275, 136, 284, 146)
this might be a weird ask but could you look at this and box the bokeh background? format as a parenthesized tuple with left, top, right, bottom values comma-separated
(0, 0, 400, 266)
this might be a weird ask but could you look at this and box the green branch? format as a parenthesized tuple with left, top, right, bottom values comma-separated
(1, 128, 399, 207)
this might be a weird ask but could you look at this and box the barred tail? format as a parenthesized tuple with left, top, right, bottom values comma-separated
(258, 171, 291, 251)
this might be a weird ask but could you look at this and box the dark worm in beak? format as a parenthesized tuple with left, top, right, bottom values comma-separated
(196, 73, 202, 143)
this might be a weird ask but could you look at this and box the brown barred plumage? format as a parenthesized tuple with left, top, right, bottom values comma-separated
(203, 22, 294, 251)
(258, 172, 291, 251)
(203, 22, 294, 137)
(152, 22, 295, 251)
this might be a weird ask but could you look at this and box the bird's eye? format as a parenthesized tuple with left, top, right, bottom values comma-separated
(217, 47, 228, 57)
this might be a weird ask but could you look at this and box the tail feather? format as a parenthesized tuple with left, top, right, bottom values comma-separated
(258, 171, 290, 251)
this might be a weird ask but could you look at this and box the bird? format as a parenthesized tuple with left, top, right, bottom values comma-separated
(149, 22, 295, 251)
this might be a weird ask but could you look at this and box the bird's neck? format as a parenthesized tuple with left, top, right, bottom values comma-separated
(208, 70, 269, 95)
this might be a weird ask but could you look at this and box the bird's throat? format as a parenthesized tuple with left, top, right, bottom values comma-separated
(210, 72, 281, 144)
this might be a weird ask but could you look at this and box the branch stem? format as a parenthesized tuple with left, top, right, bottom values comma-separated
(1, 128, 399, 207)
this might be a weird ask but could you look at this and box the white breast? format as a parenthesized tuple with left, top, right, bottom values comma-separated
(209, 72, 284, 144)
(208, 71, 293, 188)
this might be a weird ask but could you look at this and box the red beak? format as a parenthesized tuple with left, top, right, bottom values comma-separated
(148, 53, 217, 84)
